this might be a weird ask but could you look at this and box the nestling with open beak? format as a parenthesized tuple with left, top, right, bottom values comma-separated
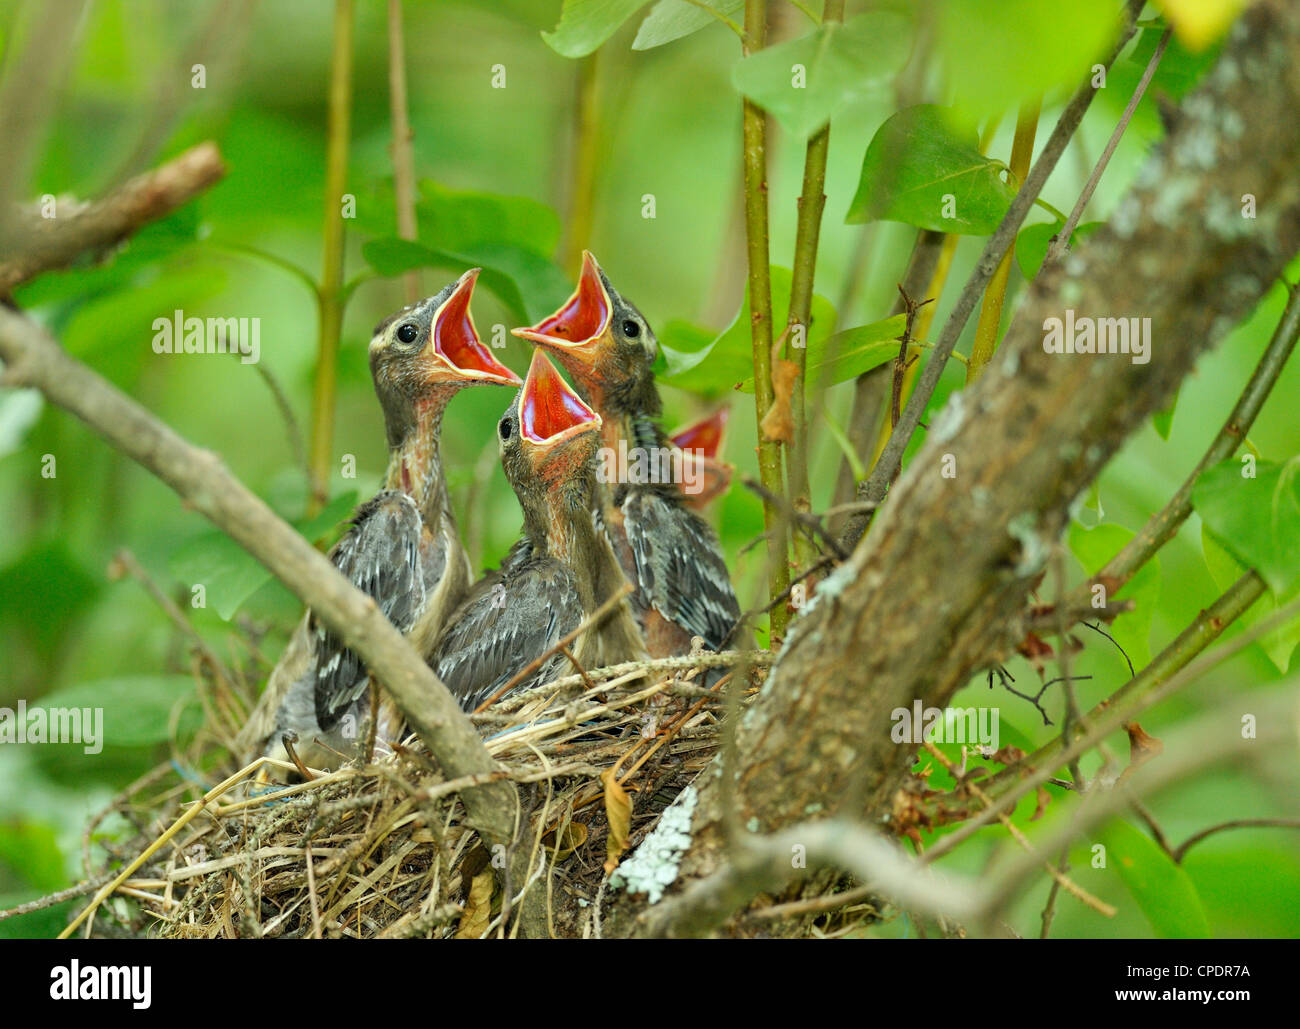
(513, 252, 741, 658)
(428, 349, 646, 712)
(669, 406, 733, 512)
(237, 270, 521, 776)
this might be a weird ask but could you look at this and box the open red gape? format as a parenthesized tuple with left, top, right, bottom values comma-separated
(520, 350, 599, 444)
(524, 251, 609, 344)
(670, 407, 729, 459)
(434, 270, 520, 383)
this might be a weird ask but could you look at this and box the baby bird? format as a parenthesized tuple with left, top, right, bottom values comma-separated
(513, 252, 741, 658)
(429, 349, 645, 712)
(668, 406, 733, 512)
(237, 270, 520, 774)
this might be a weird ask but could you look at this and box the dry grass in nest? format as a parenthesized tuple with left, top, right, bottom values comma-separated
(71, 651, 769, 939)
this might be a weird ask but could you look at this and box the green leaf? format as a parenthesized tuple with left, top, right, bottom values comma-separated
(633, 0, 742, 50)
(0, 541, 100, 663)
(34, 675, 200, 748)
(1153, 387, 1179, 440)
(937, 0, 1121, 119)
(731, 13, 913, 138)
(1100, 819, 1211, 938)
(1192, 457, 1300, 596)
(417, 181, 560, 257)
(0, 823, 66, 892)
(804, 315, 909, 388)
(361, 238, 570, 324)
(1016, 220, 1102, 281)
(169, 491, 357, 620)
(658, 267, 836, 397)
(1201, 526, 1300, 673)
(1068, 523, 1160, 668)
(847, 105, 1017, 234)
(543, 0, 649, 58)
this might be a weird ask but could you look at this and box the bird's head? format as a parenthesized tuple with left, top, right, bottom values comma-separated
(511, 251, 659, 418)
(499, 349, 602, 499)
(369, 269, 521, 448)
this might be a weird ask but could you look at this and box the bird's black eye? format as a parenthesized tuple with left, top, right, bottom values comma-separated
(396, 323, 419, 344)
(499, 417, 513, 440)
(622, 319, 640, 339)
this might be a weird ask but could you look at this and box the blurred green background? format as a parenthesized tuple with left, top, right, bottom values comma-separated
(0, 0, 1297, 938)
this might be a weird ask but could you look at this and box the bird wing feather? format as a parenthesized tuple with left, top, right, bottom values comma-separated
(313, 490, 427, 729)
(623, 489, 740, 651)
(431, 553, 582, 712)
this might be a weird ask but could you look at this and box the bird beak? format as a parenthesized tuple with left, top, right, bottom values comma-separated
(428, 268, 522, 386)
(511, 250, 612, 377)
(669, 407, 733, 508)
(519, 349, 601, 460)
(669, 406, 729, 459)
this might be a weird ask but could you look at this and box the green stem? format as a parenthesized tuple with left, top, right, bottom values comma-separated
(387, 0, 420, 303)
(562, 52, 600, 277)
(966, 98, 1039, 383)
(786, 0, 845, 573)
(742, 0, 789, 642)
(308, 0, 354, 515)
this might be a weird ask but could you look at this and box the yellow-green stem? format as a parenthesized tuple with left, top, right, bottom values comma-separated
(308, 0, 354, 514)
(786, 0, 846, 572)
(387, 0, 419, 303)
(966, 99, 1039, 383)
(742, 0, 789, 641)
(562, 53, 600, 277)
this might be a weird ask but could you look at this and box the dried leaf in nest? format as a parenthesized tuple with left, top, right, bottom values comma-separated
(455, 868, 495, 940)
(602, 768, 632, 873)
(760, 358, 800, 444)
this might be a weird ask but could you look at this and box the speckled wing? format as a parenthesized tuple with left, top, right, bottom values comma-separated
(431, 555, 583, 712)
(313, 490, 428, 730)
(622, 489, 740, 651)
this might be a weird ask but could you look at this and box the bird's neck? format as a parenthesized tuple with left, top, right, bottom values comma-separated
(385, 398, 450, 527)
(526, 472, 601, 609)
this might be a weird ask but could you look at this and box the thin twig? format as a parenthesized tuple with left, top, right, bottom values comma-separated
(841, 0, 1145, 550)
(1044, 29, 1171, 267)
(1172, 818, 1300, 864)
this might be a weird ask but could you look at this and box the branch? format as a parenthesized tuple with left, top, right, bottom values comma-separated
(1172, 818, 1300, 864)
(966, 98, 1040, 382)
(308, 0, 354, 512)
(0, 307, 519, 849)
(1043, 28, 1171, 268)
(1064, 281, 1300, 614)
(604, 0, 1300, 929)
(386, 0, 420, 303)
(840, 0, 1145, 549)
(785, 0, 845, 568)
(0, 142, 226, 294)
(633, 818, 983, 938)
(741, 0, 790, 638)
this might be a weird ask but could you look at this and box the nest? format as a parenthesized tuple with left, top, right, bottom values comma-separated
(74, 651, 766, 939)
